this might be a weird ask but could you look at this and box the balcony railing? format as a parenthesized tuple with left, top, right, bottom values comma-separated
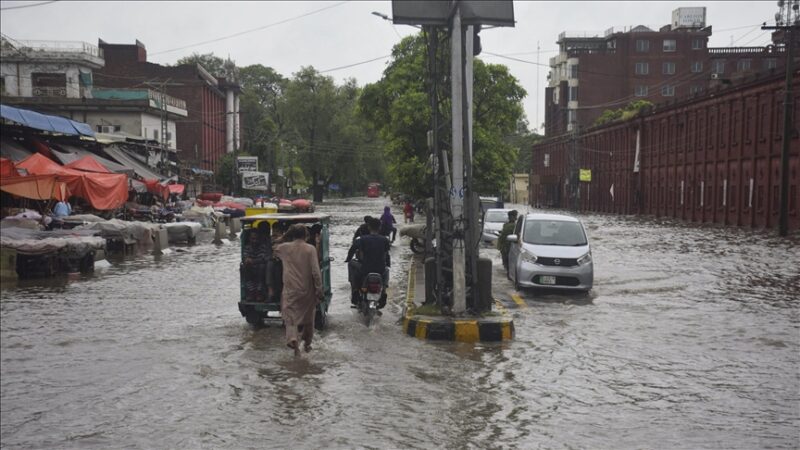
(147, 90, 187, 111)
(708, 46, 784, 55)
(32, 86, 67, 97)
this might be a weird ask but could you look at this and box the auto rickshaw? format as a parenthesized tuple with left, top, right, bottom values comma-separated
(238, 213, 333, 329)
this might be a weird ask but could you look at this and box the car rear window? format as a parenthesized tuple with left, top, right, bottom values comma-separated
(485, 211, 507, 222)
(523, 220, 587, 246)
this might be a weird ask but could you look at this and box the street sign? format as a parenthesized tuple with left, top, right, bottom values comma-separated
(236, 156, 258, 174)
(580, 169, 592, 182)
(329, 183, 340, 191)
(241, 171, 270, 190)
(392, 1, 514, 27)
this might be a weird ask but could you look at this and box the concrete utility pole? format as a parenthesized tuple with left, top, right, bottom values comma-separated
(762, 1, 798, 236)
(450, 6, 466, 314)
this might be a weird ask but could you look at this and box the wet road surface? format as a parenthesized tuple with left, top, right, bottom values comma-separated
(1, 197, 798, 448)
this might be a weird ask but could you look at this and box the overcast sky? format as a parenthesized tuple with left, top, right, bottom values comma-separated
(0, 1, 779, 132)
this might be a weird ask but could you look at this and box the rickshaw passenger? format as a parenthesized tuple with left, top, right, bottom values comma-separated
(243, 225, 270, 302)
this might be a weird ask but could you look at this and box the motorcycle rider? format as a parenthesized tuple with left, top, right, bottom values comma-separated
(346, 218, 391, 310)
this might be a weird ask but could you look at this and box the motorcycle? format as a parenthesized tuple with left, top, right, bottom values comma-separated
(356, 272, 386, 327)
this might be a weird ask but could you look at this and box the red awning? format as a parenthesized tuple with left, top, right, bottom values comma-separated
(15, 153, 128, 210)
(65, 155, 112, 173)
(0, 173, 70, 201)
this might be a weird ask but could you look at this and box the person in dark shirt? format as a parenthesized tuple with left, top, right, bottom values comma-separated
(346, 218, 390, 308)
(352, 215, 373, 244)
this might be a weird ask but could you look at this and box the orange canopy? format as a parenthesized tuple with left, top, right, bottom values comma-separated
(1, 157, 17, 178)
(65, 155, 112, 173)
(0, 174, 70, 201)
(15, 153, 128, 210)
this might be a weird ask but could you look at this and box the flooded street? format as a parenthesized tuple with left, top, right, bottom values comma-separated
(2, 197, 798, 449)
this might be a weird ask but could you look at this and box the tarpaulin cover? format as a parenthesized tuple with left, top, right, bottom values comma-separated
(0, 104, 95, 137)
(16, 153, 128, 210)
(1, 157, 17, 178)
(0, 174, 70, 201)
(51, 146, 133, 175)
(102, 145, 162, 181)
(0, 137, 33, 162)
(65, 155, 112, 173)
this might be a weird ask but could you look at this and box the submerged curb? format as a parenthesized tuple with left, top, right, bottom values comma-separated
(402, 259, 514, 343)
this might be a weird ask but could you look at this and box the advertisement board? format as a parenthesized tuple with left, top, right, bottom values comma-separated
(236, 156, 258, 174)
(241, 171, 270, 191)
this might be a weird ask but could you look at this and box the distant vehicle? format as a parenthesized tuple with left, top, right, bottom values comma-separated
(481, 208, 513, 243)
(507, 212, 593, 292)
(367, 182, 380, 198)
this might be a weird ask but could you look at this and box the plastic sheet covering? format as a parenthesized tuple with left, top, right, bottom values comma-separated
(0, 226, 105, 256)
(15, 153, 128, 210)
(61, 214, 107, 223)
(73, 219, 160, 245)
(233, 197, 255, 207)
(0, 138, 32, 162)
(0, 157, 17, 177)
(162, 222, 201, 243)
(181, 206, 218, 228)
(0, 217, 42, 230)
(64, 155, 111, 173)
(102, 145, 163, 181)
(51, 147, 132, 175)
(0, 174, 70, 201)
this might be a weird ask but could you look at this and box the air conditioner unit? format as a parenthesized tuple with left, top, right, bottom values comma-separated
(100, 125, 115, 133)
(711, 73, 720, 80)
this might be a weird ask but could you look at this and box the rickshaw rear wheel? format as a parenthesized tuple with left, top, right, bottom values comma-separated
(245, 309, 263, 326)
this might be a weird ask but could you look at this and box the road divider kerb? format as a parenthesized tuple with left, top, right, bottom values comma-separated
(402, 258, 514, 343)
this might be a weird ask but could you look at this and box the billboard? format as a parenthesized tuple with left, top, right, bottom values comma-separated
(236, 156, 258, 174)
(392, 0, 514, 27)
(241, 171, 270, 191)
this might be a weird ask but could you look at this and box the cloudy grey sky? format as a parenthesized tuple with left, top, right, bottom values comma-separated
(0, 1, 778, 132)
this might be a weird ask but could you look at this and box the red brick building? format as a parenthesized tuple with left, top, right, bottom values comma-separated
(546, 8, 789, 137)
(531, 71, 800, 231)
(93, 40, 240, 174)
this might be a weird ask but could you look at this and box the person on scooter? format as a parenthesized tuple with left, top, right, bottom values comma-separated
(346, 218, 390, 310)
(379, 206, 397, 243)
(352, 215, 373, 244)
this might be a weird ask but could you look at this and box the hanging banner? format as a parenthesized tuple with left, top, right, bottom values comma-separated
(579, 169, 592, 182)
(236, 156, 258, 174)
(241, 171, 270, 190)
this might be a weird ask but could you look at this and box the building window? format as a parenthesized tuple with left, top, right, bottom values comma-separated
(691, 61, 703, 73)
(636, 39, 649, 52)
(569, 86, 578, 102)
(763, 58, 777, 70)
(570, 64, 578, 78)
(712, 60, 725, 74)
(663, 62, 676, 75)
(635, 62, 649, 75)
(737, 59, 752, 71)
(153, 129, 159, 141)
(663, 39, 677, 52)
(661, 85, 675, 96)
(690, 85, 703, 95)
(31, 73, 67, 97)
(692, 38, 704, 50)
(635, 85, 649, 97)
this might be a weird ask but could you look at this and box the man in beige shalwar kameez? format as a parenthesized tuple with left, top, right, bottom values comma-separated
(274, 224, 323, 355)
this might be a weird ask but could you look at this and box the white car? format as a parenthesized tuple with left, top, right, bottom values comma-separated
(507, 212, 593, 292)
(481, 208, 514, 243)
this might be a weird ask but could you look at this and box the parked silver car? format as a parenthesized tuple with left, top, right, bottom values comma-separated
(481, 208, 513, 243)
(507, 213, 593, 292)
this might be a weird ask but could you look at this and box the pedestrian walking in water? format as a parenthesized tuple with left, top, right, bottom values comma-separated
(379, 206, 397, 242)
(274, 224, 323, 356)
(403, 200, 415, 224)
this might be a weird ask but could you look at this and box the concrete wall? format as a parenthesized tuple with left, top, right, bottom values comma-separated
(1, 62, 84, 98)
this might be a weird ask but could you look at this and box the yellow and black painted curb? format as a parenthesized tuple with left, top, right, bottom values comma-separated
(402, 259, 514, 343)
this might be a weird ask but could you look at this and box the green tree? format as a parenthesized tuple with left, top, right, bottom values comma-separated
(238, 64, 288, 174)
(594, 99, 653, 126)
(359, 33, 526, 197)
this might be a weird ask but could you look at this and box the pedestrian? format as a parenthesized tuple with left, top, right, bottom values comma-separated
(497, 210, 519, 270)
(274, 224, 324, 356)
(53, 199, 72, 218)
(379, 206, 397, 242)
(403, 200, 415, 224)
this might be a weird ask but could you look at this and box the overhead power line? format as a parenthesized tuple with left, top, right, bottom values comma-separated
(0, 0, 58, 11)
(319, 55, 391, 73)
(151, 1, 348, 56)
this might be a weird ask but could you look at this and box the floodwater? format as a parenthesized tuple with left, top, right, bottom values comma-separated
(1, 197, 798, 449)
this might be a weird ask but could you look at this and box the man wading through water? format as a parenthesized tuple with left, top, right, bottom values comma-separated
(274, 224, 323, 356)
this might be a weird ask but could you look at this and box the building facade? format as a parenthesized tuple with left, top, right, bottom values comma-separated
(93, 40, 241, 173)
(531, 71, 800, 231)
(545, 8, 789, 137)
